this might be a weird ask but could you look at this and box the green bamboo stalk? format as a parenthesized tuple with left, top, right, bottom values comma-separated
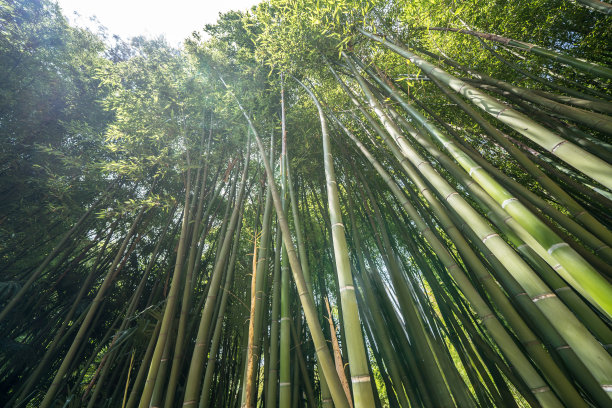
(242, 187, 272, 408)
(384, 74, 612, 317)
(14, 219, 120, 405)
(346, 193, 416, 408)
(425, 27, 612, 77)
(182, 141, 250, 408)
(427, 277, 507, 407)
(324, 294, 354, 407)
(125, 319, 162, 408)
(361, 66, 612, 276)
(291, 319, 317, 408)
(415, 72, 612, 250)
(386, 101, 612, 404)
(575, 0, 612, 14)
(341, 55, 612, 402)
(166, 145, 213, 408)
(150, 315, 176, 407)
(331, 109, 574, 407)
(266, 221, 282, 408)
(40, 205, 147, 408)
(366, 249, 440, 404)
(416, 48, 612, 135)
(262, 326, 270, 408)
(86, 221, 173, 408)
(472, 83, 612, 164)
(359, 29, 612, 191)
(279, 75, 293, 408)
(220, 74, 350, 408)
(460, 25, 612, 107)
(199, 202, 245, 408)
(352, 172, 458, 408)
(392, 229, 492, 407)
(295, 77, 376, 408)
(0, 193, 103, 323)
(356, 216, 434, 407)
(346, 184, 431, 407)
(344, 141, 436, 407)
(360, 63, 612, 316)
(358, 300, 404, 408)
(243, 141, 276, 408)
(531, 88, 612, 115)
(354, 51, 612, 302)
(418, 113, 612, 275)
(291, 327, 301, 408)
(137, 172, 193, 408)
(395, 178, 611, 407)
(285, 130, 335, 408)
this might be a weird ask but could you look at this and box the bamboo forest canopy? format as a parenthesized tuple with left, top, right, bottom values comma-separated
(1, 0, 612, 406)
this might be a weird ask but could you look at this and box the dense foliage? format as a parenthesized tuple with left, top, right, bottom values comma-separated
(1, 0, 611, 407)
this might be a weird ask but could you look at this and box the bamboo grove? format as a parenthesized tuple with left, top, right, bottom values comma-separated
(1, 0, 611, 407)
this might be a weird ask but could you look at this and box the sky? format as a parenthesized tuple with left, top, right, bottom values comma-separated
(55, 0, 261, 47)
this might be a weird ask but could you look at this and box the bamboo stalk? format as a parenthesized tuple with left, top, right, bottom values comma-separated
(339, 55, 612, 403)
(219, 74, 351, 408)
(359, 29, 612, 191)
(295, 77, 375, 408)
(424, 27, 612, 76)
(182, 142, 250, 408)
(41, 204, 147, 408)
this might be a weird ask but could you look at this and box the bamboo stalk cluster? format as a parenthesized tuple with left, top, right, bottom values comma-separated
(1, 0, 611, 407)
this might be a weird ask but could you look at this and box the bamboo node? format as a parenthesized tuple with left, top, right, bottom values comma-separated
(521, 339, 541, 348)
(531, 293, 556, 302)
(546, 242, 569, 255)
(550, 140, 568, 153)
(340, 285, 355, 293)
(480, 313, 495, 322)
(481, 233, 499, 243)
(477, 274, 492, 282)
(531, 386, 551, 394)
(602, 385, 612, 392)
(445, 191, 459, 201)
(495, 106, 510, 119)
(555, 345, 571, 351)
(468, 166, 482, 176)
(501, 198, 518, 208)
(351, 375, 371, 383)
